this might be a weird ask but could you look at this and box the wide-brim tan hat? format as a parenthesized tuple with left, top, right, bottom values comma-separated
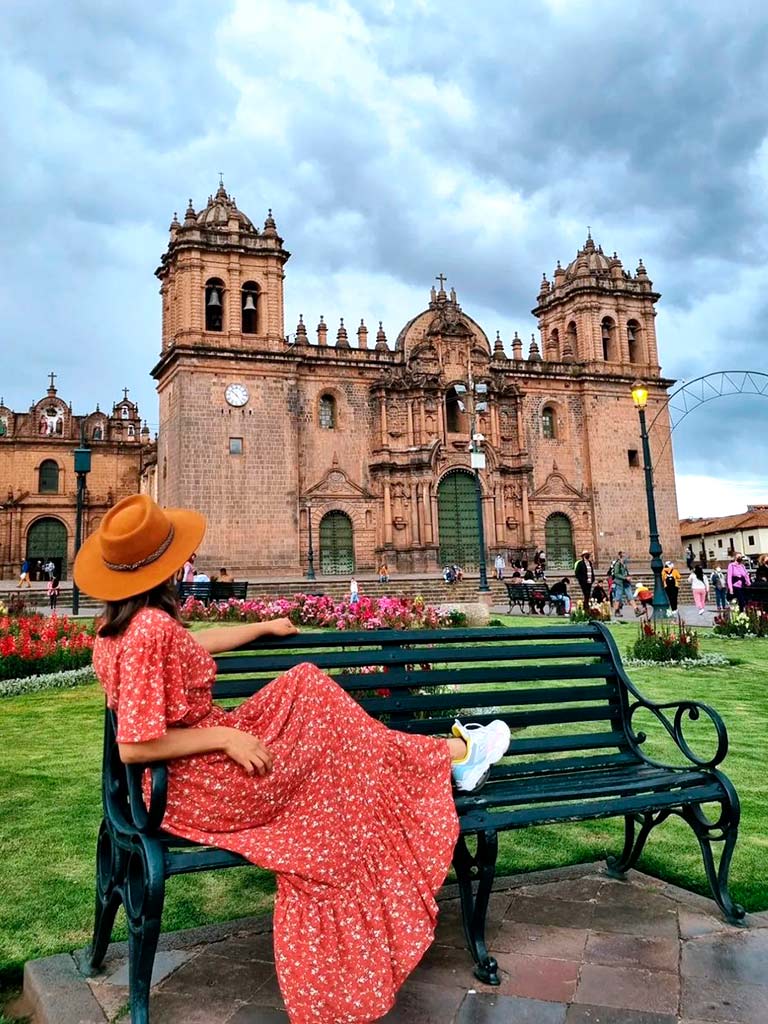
(74, 494, 206, 601)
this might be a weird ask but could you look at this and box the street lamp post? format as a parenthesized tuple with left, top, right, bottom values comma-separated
(72, 435, 92, 615)
(631, 381, 669, 621)
(456, 372, 490, 593)
(306, 503, 316, 581)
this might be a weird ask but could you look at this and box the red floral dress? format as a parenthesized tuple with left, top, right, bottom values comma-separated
(92, 608, 459, 1024)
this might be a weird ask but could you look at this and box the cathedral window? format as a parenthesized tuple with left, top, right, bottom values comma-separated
(542, 406, 556, 439)
(92, 425, 103, 441)
(205, 278, 225, 332)
(445, 387, 468, 433)
(627, 320, 640, 363)
(229, 437, 243, 455)
(127, 424, 135, 437)
(121, 406, 129, 419)
(319, 394, 336, 429)
(39, 459, 59, 494)
(566, 320, 577, 355)
(241, 282, 259, 334)
(601, 317, 616, 361)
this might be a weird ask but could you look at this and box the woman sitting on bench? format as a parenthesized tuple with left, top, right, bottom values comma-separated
(74, 495, 511, 1024)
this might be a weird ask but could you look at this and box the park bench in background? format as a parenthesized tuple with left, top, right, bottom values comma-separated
(89, 623, 744, 1023)
(505, 580, 553, 614)
(178, 581, 249, 605)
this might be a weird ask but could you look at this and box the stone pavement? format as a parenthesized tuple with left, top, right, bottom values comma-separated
(15, 864, 768, 1023)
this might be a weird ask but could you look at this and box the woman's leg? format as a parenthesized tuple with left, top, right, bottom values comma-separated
(693, 589, 705, 611)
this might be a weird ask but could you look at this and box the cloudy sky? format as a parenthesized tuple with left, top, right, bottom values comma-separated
(3, 0, 768, 517)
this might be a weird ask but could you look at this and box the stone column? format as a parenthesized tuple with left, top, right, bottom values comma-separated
(383, 481, 393, 545)
(491, 402, 501, 448)
(379, 396, 388, 448)
(421, 482, 433, 545)
(521, 485, 531, 544)
(419, 398, 426, 446)
(516, 402, 525, 452)
(437, 399, 445, 443)
(494, 484, 505, 544)
(410, 483, 420, 546)
(406, 402, 415, 446)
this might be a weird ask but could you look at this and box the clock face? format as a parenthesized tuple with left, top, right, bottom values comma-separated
(225, 383, 249, 407)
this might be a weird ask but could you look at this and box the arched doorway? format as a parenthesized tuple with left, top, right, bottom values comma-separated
(319, 511, 355, 575)
(437, 470, 480, 568)
(27, 517, 68, 580)
(545, 513, 574, 569)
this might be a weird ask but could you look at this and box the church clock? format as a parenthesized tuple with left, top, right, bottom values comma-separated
(225, 383, 249, 407)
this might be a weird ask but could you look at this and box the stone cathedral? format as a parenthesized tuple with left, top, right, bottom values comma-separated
(151, 183, 680, 576)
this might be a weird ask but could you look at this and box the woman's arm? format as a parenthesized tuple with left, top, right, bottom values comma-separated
(194, 617, 299, 654)
(118, 725, 273, 775)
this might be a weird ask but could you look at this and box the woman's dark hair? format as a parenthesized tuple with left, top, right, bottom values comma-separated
(694, 566, 705, 581)
(98, 579, 182, 638)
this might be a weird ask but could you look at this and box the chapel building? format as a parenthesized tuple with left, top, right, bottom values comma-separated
(152, 184, 680, 576)
(0, 379, 150, 579)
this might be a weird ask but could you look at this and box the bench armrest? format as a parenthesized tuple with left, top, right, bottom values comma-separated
(625, 696, 729, 770)
(593, 623, 729, 770)
(124, 761, 169, 834)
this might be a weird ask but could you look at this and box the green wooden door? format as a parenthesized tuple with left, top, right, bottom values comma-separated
(438, 471, 480, 568)
(319, 512, 355, 575)
(27, 517, 68, 580)
(545, 513, 575, 569)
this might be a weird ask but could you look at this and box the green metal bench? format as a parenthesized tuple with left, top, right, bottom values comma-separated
(89, 623, 744, 1023)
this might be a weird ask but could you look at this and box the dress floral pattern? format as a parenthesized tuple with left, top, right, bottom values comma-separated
(92, 608, 460, 1023)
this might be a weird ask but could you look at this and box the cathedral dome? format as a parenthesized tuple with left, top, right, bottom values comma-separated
(563, 235, 611, 281)
(195, 183, 256, 231)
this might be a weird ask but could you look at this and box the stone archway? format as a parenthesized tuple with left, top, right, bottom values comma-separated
(27, 517, 68, 580)
(544, 512, 574, 569)
(319, 511, 355, 575)
(437, 470, 480, 568)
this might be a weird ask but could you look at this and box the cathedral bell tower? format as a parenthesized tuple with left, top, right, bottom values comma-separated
(152, 184, 295, 571)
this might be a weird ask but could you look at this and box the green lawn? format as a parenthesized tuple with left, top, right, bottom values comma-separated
(0, 620, 766, 991)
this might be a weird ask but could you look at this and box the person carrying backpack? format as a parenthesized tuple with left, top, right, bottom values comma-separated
(710, 564, 728, 611)
(574, 551, 595, 607)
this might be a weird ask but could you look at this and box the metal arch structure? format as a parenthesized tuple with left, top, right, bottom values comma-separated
(647, 370, 768, 466)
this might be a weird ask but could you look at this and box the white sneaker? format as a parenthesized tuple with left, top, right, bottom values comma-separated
(451, 719, 511, 792)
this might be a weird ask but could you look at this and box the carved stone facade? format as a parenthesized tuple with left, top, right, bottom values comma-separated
(153, 187, 680, 575)
(0, 378, 151, 579)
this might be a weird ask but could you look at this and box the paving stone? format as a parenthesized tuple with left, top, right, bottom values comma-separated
(565, 1006, 677, 1023)
(679, 910, 732, 940)
(413, 942, 477, 989)
(207, 933, 276, 964)
(433, 896, 507, 948)
(681, 930, 768, 985)
(378, 978, 466, 1022)
(516, 877, 605, 903)
(574, 963, 679, 1015)
(504, 895, 595, 930)
(101, 949, 192, 987)
(493, 921, 589, 960)
(590, 900, 679, 939)
(493, 951, 579, 1002)
(455, 992, 567, 1023)
(22, 954, 107, 1024)
(681, 974, 768, 1022)
(227, 1007, 290, 1023)
(149, 955, 278, 1021)
(584, 932, 680, 973)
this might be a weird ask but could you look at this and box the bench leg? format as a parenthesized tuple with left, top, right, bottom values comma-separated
(606, 811, 668, 877)
(89, 821, 127, 970)
(125, 838, 166, 1024)
(680, 806, 746, 925)
(453, 831, 500, 986)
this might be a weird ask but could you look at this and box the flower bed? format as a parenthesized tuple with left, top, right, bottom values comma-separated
(0, 614, 95, 681)
(570, 600, 612, 622)
(629, 619, 700, 663)
(180, 593, 467, 630)
(0, 665, 96, 698)
(713, 605, 768, 638)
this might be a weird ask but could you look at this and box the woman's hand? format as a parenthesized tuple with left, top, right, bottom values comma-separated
(267, 617, 299, 638)
(223, 728, 274, 776)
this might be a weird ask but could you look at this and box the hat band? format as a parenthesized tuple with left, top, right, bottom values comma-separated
(102, 524, 175, 572)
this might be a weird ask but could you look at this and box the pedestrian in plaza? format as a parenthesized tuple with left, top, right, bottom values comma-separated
(494, 553, 505, 580)
(43, 558, 55, 580)
(710, 564, 728, 611)
(218, 568, 234, 583)
(685, 543, 695, 570)
(193, 568, 210, 583)
(349, 576, 360, 604)
(755, 555, 768, 586)
(591, 580, 609, 605)
(662, 561, 681, 615)
(634, 581, 653, 619)
(612, 552, 639, 618)
(73, 493, 512, 1024)
(727, 554, 751, 612)
(574, 551, 595, 608)
(47, 576, 60, 611)
(183, 552, 196, 583)
(688, 565, 709, 616)
(17, 558, 32, 589)
(378, 561, 390, 583)
(549, 577, 570, 615)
